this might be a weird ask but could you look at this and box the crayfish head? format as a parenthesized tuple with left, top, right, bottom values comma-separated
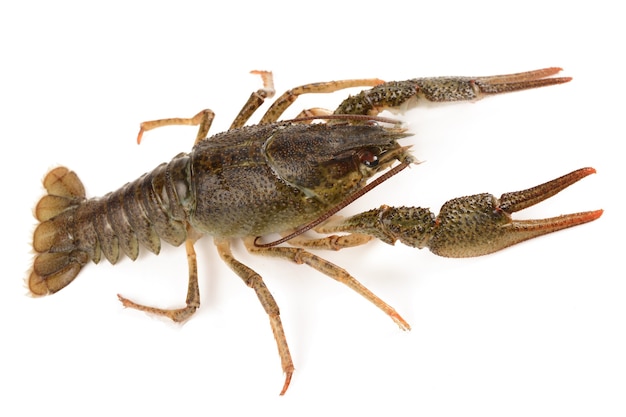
(264, 123, 413, 206)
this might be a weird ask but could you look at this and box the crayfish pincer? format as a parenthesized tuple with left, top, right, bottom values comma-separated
(28, 68, 601, 395)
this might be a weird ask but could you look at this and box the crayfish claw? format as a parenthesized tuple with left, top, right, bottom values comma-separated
(472, 67, 572, 96)
(322, 168, 602, 259)
(333, 67, 572, 115)
(499, 167, 596, 213)
(428, 168, 602, 258)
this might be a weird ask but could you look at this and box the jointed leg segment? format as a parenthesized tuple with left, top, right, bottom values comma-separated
(136, 109, 216, 145)
(258, 78, 385, 124)
(282, 231, 374, 251)
(229, 70, 276, 129)
(244, 237, 410, 331)
(214, 238, 294, 396)
(118, 235, 201, 323)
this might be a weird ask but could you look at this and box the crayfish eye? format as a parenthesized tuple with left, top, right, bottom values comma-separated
(359, 150, 379, 168)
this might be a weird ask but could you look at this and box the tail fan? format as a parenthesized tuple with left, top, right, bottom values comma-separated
(29, 167, 89, 295)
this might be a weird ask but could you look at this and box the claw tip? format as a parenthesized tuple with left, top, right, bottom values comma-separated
(589, 209, 604, 220)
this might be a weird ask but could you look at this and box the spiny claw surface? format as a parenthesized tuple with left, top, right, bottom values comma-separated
(334, 67, 572, 115)
(428, 168, 602, 257)
(321, 168, 602, 258)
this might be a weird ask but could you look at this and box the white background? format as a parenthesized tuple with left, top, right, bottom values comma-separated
(1, 1, 623, 416)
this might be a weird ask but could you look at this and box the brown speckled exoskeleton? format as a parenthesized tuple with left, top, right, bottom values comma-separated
(29, 68, 602, 395)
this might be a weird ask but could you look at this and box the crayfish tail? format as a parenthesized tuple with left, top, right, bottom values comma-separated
(28, 251, 89, 295)
(29, 167, 89, 295)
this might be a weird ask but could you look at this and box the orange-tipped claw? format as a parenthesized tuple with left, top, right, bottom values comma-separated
(334, 67, 572, 114)
(499, 167, 596, 212)
(324, 168, 601, 259)
(428, 168, 602, 258)
(471, 67, 572, 96)
(412, 67, 573, 102)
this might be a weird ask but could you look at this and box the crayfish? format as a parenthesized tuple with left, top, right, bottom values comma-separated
(28, 68, 602, 395)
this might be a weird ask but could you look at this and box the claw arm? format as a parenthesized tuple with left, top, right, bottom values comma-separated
(334, 67, 572, 115)
(317, 168, 602, 258)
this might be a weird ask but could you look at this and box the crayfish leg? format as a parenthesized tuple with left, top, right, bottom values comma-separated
(292, 107, 333, 122)
(136, 109, 216, 146)
(228, 70, 276, 129)
(117, 237, 200, 323)
(283, 230, 374, 250)
(214, 238, 294, 396)
(259, 78, 384, 125)
(244, 237, 411, 331)
(136, 70, 275, 144)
